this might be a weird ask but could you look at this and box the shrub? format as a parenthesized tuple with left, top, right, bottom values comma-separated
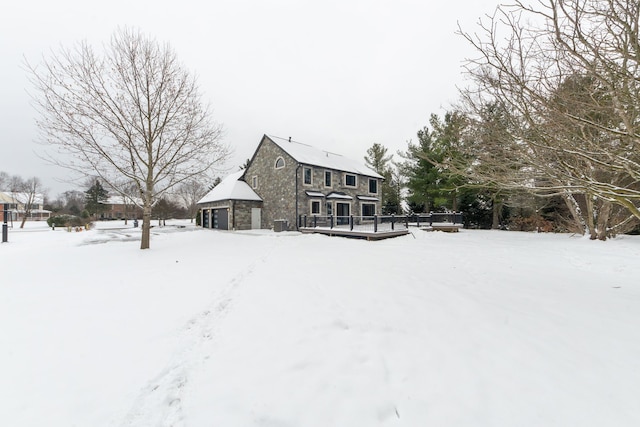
(47, 215, 86, 228)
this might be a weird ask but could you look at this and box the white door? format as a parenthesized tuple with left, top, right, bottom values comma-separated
(251, 208, 261, 229)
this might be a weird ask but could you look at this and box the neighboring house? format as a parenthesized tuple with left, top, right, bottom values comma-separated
(0, 191, 51, 222)
(100, 195, 144, 220)
(197, 134, 383, 231)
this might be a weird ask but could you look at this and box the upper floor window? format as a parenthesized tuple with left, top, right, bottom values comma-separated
(303, 167, 313, 185)
(275, 157, 285, 169)
(344, 173, 357, 187)
(324, 170, 332, 188)
(368, 178, 378, 194)
(251, 176, 258, 189)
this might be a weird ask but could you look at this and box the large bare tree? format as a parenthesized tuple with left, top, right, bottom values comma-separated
(27, 28, 228, 248)
(455, 0, 640, 239)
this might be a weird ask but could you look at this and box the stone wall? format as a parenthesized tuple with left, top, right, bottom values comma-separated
(234, 200, 263, 230)
(244, 135, 382, 230)
(244, 137, 298, 230)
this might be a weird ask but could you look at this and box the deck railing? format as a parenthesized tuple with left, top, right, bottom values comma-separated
(298, 212, 463, 233)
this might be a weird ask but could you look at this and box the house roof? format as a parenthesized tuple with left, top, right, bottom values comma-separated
(266, 135, 384, 179)
(104, 195, 143, 206)
(198, 171, 262, 204)
(0, 191, 44, 205)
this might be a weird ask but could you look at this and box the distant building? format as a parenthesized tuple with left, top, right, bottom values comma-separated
(100, 195, 144, 220)
(0, 191, 51, 222)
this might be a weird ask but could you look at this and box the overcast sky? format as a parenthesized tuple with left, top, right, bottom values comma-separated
(1, 0, 499, 197)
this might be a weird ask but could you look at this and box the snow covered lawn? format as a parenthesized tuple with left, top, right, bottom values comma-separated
(1, 222, 639, 426)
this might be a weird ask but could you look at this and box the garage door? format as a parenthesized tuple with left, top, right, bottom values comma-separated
(213, 208, 229, 230)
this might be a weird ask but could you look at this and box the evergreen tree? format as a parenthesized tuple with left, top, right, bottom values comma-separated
(364, 143, 401, 214)
(84, 180, 109, 219)
(399, 112, 467, 212)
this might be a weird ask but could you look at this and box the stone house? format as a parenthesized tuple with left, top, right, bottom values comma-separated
(197, 134, 383, 231)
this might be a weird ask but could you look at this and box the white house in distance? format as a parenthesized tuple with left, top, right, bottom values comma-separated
(0, 191, 51, 222)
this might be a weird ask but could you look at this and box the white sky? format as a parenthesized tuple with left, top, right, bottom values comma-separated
(0, 0, 499, 196)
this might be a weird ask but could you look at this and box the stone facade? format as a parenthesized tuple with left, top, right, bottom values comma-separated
(244, 135, 382, 230)
(199, 199, 262, 230)
(244, 138, 298, 229)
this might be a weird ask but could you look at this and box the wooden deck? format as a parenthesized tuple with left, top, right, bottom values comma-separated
(299, 226, 409, 240)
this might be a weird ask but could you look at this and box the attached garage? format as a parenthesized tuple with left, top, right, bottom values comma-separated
(197, 171, 263, 231)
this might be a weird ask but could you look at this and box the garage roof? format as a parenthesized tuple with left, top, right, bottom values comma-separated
(197, 171, 262, 204)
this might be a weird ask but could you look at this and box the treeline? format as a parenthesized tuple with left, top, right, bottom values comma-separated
(368, 1, 640, 240)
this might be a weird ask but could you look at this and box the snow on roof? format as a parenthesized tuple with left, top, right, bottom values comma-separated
(266, 135, 384, 179)
(104, 195, 143, 206)
(356, 195, 379, 201)
(197, 171, 262, 204)
(0, 191, 44, 204)
(305, 191, 325, 198)
(326, 192, 353, 200)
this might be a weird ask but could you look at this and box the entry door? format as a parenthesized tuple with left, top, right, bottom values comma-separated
(251, 208, 261, 229)
(202, 210, 210, 228)
(336, 202, 350, 225)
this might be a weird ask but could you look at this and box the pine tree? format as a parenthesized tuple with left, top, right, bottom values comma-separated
(364, 143, 401, 214)
(84, 180, 109, 219)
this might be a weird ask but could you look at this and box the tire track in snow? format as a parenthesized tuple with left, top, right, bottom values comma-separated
(119, 244, 279, 427)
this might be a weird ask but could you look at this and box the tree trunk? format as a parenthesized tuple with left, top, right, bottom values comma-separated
(452, 188, 458, 212)
(140, 201, 151, 249)
(491, 193, 502, 229)
(584, 194, 597, 240)
(561, 192, 586, 235)
(596, 201, 612, 241)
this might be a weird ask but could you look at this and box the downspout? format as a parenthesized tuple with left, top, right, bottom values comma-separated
(295, 164, 301, 230)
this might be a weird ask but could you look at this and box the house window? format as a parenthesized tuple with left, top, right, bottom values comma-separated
(303, 167, 313, 185)
(326, 201, 333, 216)
(324, 170, 332, 188)
(252, 176, 258, 189)
(275, 157, 285, 169)
(362, 203, 376, 217)
(344, 173, 357, 187)
(368, 178, 378, 194)
(310, 200, 321, 215)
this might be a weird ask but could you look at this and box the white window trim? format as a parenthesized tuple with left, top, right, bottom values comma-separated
(310, 199, 322, 215)
(303, 166, 313, 186)
(343, 173, 357, 188)
(324, 170, 332, 188)
(251, 175, 258, 189)
(275, 157, 285, 169)
(368, 178, 378, 195)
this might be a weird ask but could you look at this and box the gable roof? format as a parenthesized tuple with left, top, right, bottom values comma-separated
(197, 171, 262, 204)
(265, 135, 384, 179)
(0, 191, 44, 205)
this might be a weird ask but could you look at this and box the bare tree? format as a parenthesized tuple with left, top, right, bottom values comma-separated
(7, 176, 46, 228)
(0, 171, 8, 190)
(176, 178, 209, 223)
(455, 0, 640, 239)
(27, 27, 229, 249)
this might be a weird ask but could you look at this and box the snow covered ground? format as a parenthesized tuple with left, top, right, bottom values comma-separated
(1, 221, 639, 426)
